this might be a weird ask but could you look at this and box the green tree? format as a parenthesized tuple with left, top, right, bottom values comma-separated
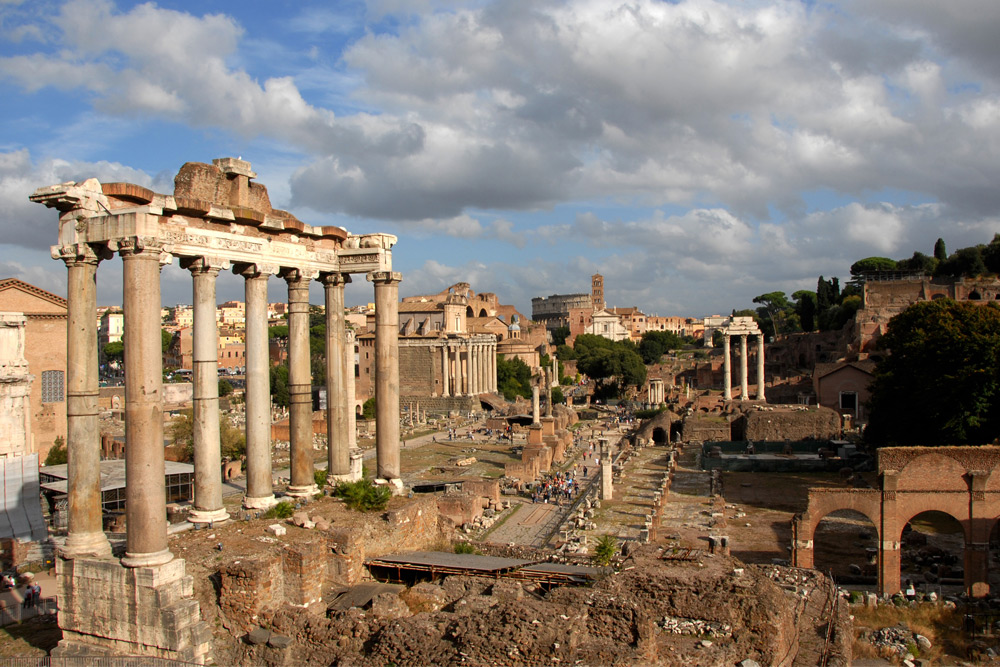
(934, 237, 947, 261)
(496, 355, 533, 400)
(103, 341, 124, 363)
(792, 290, 817, 332)
(896, 251, 937, 275)
(638, 330, 681, 365)
(984, 234, 1000, 274)
(866, 300, 1000, 447)
(361, 397, 376, 420)
(550, 326, 571, 346)
(936, 246, 987, 278)
(44, 436, 67, 466)
(575, 342, 646, 397)
(752, 292, 794, 336)
(218, 378, 234, 397)
(551, 386, 565, 405)
(850, 257, 898, 277)
(162, 329, 174, 353)
(269, 364, 289, 408)
(555, 344, 576, 361)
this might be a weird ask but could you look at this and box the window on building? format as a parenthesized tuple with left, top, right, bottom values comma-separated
(840, 391, 857, 413)
(41, 370, 64, 403)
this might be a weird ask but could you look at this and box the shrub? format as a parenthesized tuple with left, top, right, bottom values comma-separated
(454, 542, 478, 554)
(44, 437, 67, 466)
(334, 479, 391, 512)
(593, 534, 618, 566)
(263, 500, 295, 519)
(314, 469, 329, 488)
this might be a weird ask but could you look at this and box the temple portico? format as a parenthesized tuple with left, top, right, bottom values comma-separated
(720, 316, 765, 402)
(32, 158, 401, 662)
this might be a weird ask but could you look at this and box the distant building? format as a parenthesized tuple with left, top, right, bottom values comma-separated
(0, 279, 68, 461)
(532, 293, 591, 330)
(591, 273, 605, 311)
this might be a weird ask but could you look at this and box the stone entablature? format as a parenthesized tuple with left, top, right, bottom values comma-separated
(32, 157, 403, 663)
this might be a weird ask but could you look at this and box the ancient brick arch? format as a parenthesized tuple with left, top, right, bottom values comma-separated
(793, 446, 1000, 597)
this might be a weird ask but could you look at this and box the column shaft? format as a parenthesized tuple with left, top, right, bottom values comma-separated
(345, 330, 357, 450)
(740, 334, 749, 400)
(242, 270, 274, 508)
(189, 261, 228, 524)
(469, 343, 478, 395)
(324, 273, 351, 479)
(452, 346, 461, 396)
(757, 335, 766, 401)
(61, 246, 111, 558)
(442, 346, 450, 397)
(121, 241, 171, 567)
(722, 335, 732, 401)
(285, 271, 316, 496)
(371, 271, 402, 481)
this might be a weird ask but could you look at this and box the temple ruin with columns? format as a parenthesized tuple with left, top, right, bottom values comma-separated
(30, 158, 403, 662)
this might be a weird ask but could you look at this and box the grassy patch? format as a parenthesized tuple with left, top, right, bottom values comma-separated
(851, 603, 964, 663)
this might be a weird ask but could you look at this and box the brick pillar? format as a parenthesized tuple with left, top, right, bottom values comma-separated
(369, 271, 402, 483)
(722, 335, 731, 401)
(284, 269, 317, 497)
(119, 238, 172, 568)
(968, 472, 990, 597)
(57, 243, 112, 559)
(879, 473, 901, 595)
(323, 272, 351, 481)
(241, 265, 276, 509)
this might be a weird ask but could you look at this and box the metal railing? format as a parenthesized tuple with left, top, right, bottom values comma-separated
(0, 659, 201, 667)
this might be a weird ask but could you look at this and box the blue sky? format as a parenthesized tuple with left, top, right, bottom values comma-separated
(2, 0, 1000, 317)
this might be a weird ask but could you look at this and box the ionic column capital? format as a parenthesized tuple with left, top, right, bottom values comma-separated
(181, 256, 230, 275)
(52, 242, 113, 266)
(234, 262, 280, 279)
(320, 272, 353, 287)
(367, 270, 402, 285)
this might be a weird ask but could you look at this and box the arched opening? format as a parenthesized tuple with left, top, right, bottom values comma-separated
(466, 306, 474, 317)
(900, 511, 965, 594)
(812, 509, 879, 586)
(669, 422, 683, 443)
(651, 427, 667, 445)
(969, 291, 982, 301)
(931, 293, 946, 300)
(479, 308, 488, 317)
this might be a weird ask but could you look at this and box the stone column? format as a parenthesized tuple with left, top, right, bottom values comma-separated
(757, 334, 766, 401)
(722, 334, 731, 401)
(490, 342, 497, 392)
(369, 271, 402, 483)
(441, 345, 450, 397)
(119, 238, 172, 568)
(345, 329, 357, 450)
(186, 258, 229, 525)
(241, 266, 275, 509)
(469, 342, 479, 396)
(452, 345, 462, 396)
(284, 269, 317, 497)
(544, 368, 553, 418)
(739, 334, 749, 400)
(58, 243, 112, 559)
(323, 273, 351, 481)
(532, 385, 540, 425)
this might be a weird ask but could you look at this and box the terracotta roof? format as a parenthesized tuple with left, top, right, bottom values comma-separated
(813, 360, 877, 380)
(0, 278, 68, 310)
(398, 302, 443, 313)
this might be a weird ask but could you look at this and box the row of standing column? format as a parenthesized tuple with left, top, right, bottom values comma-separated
(440, 340, 497, 397)
(722, 334, 766, 402)
(57, 240, 400, 567)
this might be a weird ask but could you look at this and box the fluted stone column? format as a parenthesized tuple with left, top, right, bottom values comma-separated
(323, 273, 351, 481)
(757, 334, 766, 401)
(442, 345, 450, 397)
(722, 335, 732, 401)
(58, 243, 112, 559)
(284, 270, 317, 497)
(739, 334, 749, 400)
(452, 345, 462, 396)
(346, 329, 357, 450)
(370, 271, 402, 482)
(241, 266, 275, 509)
(187, 258, 229, 525)
(120, 238, 172, 568)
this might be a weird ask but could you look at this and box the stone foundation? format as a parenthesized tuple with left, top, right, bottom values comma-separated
(54, 557, 211, 664)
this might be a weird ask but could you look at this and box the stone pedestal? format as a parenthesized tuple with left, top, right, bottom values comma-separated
(600, 462, 613, 500)
(54, 557, 211, 664)
(541, 417, 555, 437)
(527, 425, 543, 445)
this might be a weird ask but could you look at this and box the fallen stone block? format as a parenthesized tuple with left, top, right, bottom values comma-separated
(267, 524, 286, 537)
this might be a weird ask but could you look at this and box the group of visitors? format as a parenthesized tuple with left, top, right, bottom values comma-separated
(531, 471, 578, 505)
(21, 582, 41, 609)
